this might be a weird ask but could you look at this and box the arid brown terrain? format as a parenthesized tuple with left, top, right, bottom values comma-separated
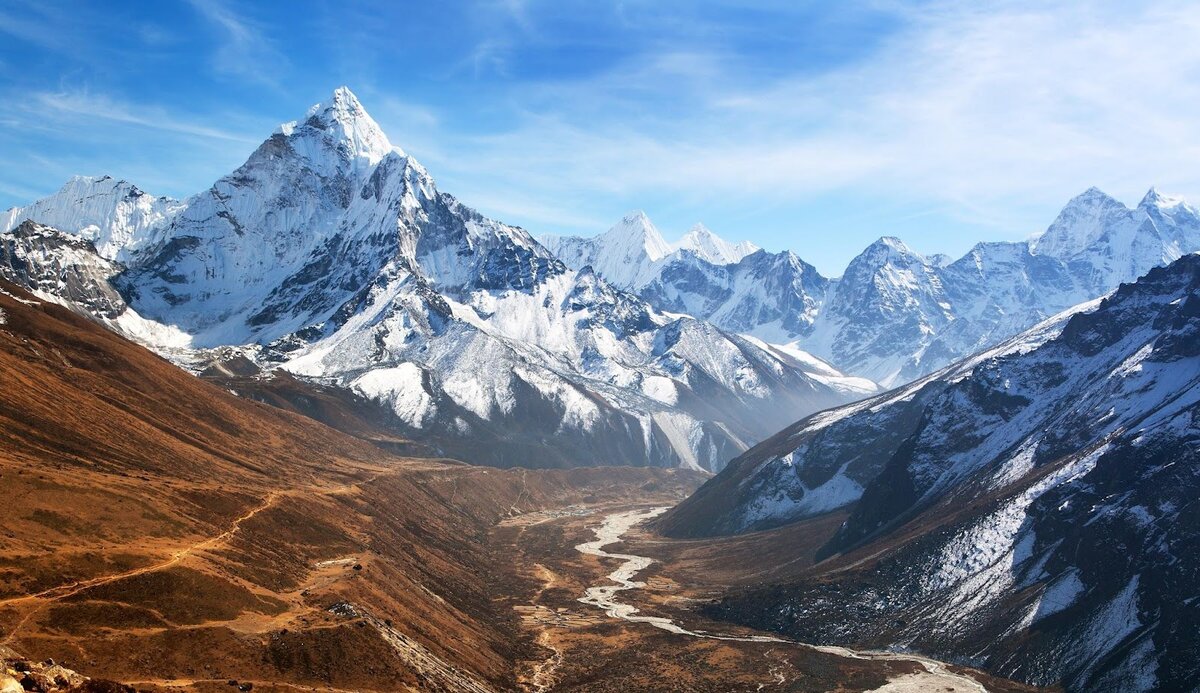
(0, 281, 1039, 691)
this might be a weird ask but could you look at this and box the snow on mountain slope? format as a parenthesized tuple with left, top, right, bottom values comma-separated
(803, 188, 1200, 387)
(0, 220, 191, 350)
(539, 215, 759, 288)
(672, 254, 1200, 690)
(272, 245, 859, 470)
(1, 175, 183, 261)
(543, 190, 1200, 390)
(0, 88, 863, 471)
(657, 293, 1093, 538)
(1033, 187, 1200, 293)
(540, 211, 671, 289)
(638, 248, 831, 344)
(543, 214, 845, 381)
(675, 223, 759, 264)
(803, 236, 954, 386)
(117, 87, 412, 344)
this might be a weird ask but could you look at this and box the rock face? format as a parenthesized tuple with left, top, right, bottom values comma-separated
(665, 254, 1200, 691)
(640, 248, 830, 343)
(0, 648, 106, 693)
(805, 236, 955, 385)
(1, 175, 182, 262)
(0, 221, 127, 319)
(547, 190, 1200, 387)
(0, 88, 868, 471)
(543, 215, 830, 346)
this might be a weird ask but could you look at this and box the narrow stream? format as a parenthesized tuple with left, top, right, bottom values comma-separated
(575, 506, 783, 642)
(574, 506, 990, 692)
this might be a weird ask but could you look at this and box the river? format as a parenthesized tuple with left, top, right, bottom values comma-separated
(574, 506, 990, 692)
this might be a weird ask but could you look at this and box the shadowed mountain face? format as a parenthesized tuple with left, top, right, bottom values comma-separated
(0, 88, 869, 473)
(660, 254, 1200, 691)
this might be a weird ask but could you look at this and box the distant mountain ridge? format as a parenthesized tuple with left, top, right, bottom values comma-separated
(544, 189, 1200, 386)
(7, 87, 1199, 471)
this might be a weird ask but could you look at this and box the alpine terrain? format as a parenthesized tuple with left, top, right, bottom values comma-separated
(0, 276, 1035, 692)
(659, 253, 1200, 691)
(4, 83, 1197, 693)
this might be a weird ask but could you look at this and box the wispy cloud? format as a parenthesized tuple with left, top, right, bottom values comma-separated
(33, 89, 259, 144)
(0, 86, 269, 209)
(184, 0, 287, 87)
(0, 4, 72, 52)
(416, 1, 1200, 239)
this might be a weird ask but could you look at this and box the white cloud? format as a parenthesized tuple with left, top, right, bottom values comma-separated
(412, 1, 1200, 237)
(184, 0, 287, 87)
(33, 90, 259, 144)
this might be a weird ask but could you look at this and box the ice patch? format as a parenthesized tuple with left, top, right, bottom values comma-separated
(110, 307, 194, 351)
(736, 458, 864, 529)
(353, 364, 436, 429)
(1033, 568, 1085, 622)
(926, 445, 1107, 616)
(1074, 575, 1144, 685)
(640, 375, 677, 405)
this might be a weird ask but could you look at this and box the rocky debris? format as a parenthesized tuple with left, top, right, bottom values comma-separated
(0, 648, 139, 693)
(0, 649, 134, 693)
(326, 602, 495, 693)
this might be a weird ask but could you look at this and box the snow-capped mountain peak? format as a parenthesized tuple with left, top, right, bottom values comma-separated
(0, 87, 871, 473)
(1030, 186, 1131, 259)
(856, 235, 921, 264)
(602, 210, 672, 261)
(540, 211, 673, 289)
(276, 86, 399, 175)
(674, 223, 759, 264)
(801, 235, 951, 386)
(1139, 186, 1180, 208)
(1, 175, 183, 262)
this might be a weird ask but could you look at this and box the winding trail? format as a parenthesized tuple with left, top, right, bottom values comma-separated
(0, 470, 398, 646)
(0, 491, 282, 646)
(575, 506, 990, 693)
(2, 492, 280, 606)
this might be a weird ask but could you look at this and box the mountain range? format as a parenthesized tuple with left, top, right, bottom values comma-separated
(0, 88, 871, 472)
(4, 84, 1199, 692)
(4, 87, 1199, 475)
(547, 188, 1200, 386)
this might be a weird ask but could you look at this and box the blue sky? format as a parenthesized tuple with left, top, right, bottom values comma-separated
(3, 1, 1200, 274)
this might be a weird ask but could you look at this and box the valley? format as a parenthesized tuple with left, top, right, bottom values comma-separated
(2, 81, 1198, 691)
(0, 280, 1038, 691)
(494, 497, 1042, 692)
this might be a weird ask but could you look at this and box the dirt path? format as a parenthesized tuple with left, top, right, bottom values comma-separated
(0, 491, 282, 646)
(0, 468, 404, 646)
(0, 492, 278, 608)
